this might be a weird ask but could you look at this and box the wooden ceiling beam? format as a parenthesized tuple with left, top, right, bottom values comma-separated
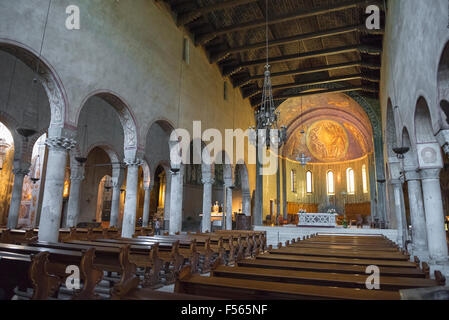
(250, 86, 378, 107)
(210, 24, 383, 63)
(177, 0, 258, 26)
(223, 45, 382, 76)
(243, 73, 380, 99)
(234, 60, 381, 87)
(194, 0, 382, 45)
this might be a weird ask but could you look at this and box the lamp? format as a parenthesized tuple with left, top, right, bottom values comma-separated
(392, 146, 410, 159)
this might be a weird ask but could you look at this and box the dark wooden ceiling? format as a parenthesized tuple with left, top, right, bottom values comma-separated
(161, 0, 384, 108)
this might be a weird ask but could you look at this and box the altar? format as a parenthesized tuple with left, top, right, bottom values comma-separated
(297, 212, 338, 228)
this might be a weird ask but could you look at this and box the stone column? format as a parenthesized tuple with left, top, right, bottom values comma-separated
(38, 137, 76, 242)
(121, 159, 142, 238)
(142, 185, 152, 228)
(109, 164, 124, 228)
(374, 135, 387, 226)
(420, 168, 449, 263)
(7, 167, 30, 229)
(391, 180, 407, 247)
(110, 180, 122, 228)
(201, 176, 214, 233)
(404, 169, 429, 258)
(276, 156, 281, 224)
(254, 145, 263, 226)
(65, 165, 85, 228)
(281, 157, 287, 220)
(169, 168, 184, 234)
(164, 171, 172, 228)
(225, 184, 233, 231)
(242, 191, 251, 217)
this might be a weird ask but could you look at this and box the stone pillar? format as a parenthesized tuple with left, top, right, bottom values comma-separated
(142, 185, 152, 228)
(276, 156, 281, 224)
(164, 171, 172, 228)
(65, 165, 85, 228)
(110, 180, 122, 228)
(254, 145, 263, 226)
(420, 168, 449, 263)
(38, 137, 76, 242)
(225, 184, 233, 230)
(404, 170, 429, 258)
(374, 135, 387, 226)
(121, 159, 142, 238)
(201, 176, 214, 233)
(242, 191, 251, 217)
(7, 167, 30, 229)
(169, 168, 184, 234)
(391, 180, 407, 247)
(281, 157, 287, 220)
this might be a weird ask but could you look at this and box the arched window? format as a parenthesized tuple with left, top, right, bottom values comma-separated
(290, 169, 297, 193)
(306, 171, 313, 194)
(347, 168, 355, 194)
(327, 171, 334, 195)
(362, 165, 368, 194)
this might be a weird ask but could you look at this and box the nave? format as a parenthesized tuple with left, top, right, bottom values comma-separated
(0, 228, 444, 300)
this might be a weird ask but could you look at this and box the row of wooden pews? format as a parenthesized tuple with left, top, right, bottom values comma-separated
(0, 227, 266, 300)
(174, 234, 446, 300)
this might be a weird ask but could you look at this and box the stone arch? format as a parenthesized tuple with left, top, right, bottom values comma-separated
(0, 39, 68, 137)
(438, 41, 449, 128)
(414, 97, 438, 144)
(76, 90, 140, 160)
(386, 98, 399, 158)
(401, 127, 418, 170)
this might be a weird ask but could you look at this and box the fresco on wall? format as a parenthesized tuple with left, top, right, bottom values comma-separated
(278, 93, 374, 164)
(306, 120, 349, 162)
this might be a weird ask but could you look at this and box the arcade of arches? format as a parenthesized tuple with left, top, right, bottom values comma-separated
(1, 0, 449, 280)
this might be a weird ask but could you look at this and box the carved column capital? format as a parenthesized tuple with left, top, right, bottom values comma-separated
(420, 168, 441, 180)
(124, 158, 143, 168)
(12, 168, 29, 176)
(202, 177, 215, 185)
(404, 169, 421, 182)
(45, 137, 77, 151)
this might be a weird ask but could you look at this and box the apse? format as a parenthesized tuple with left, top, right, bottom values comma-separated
(262, 93, 375, 225)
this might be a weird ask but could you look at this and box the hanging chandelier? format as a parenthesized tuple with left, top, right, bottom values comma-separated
(250, 0, 287, 149)
(296, 153, 311, 167)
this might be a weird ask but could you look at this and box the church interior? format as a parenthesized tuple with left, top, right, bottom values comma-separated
(0, 0, 449, 302)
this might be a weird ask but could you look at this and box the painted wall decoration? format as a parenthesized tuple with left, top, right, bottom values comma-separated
(306, 120, 349, 162)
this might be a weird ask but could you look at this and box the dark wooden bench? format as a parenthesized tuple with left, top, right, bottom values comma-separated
(175, 266, 401, 300)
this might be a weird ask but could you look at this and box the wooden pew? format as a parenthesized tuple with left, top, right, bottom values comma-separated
(175, 266, 401, 300)
(0, 243, 107, 299)
(269, 247, 410, 261)
(25, 241, 138, 299)
(256, 252, 419, 268)
(237, 259, 428, 278)
(0, 251, 61, 300)
(210, 265, 443, 291)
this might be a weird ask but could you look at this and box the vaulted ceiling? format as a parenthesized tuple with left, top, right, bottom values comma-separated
(161, 0, 384, 109)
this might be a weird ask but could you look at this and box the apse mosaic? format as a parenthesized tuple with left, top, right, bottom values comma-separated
(306, 120, 349, 162)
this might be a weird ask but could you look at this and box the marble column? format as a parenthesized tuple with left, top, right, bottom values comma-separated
(38, 137, 76, 242)
(242, 191, 251, 217)
(121, 159, 142, 238)
(391, 180, 407, 247)
(281, 157, 287, 220)
(404, 169, 429, 258)
(420, 168, 449, 263)
(276, 156, 281, 224)
(65, 165, 84, 228)
(201, 177, 214, 233)
(7, 167, 30, 229)
(164, 171, 172, 228)
(109, 180, 122, 228)
(254, 145, 263, 225)
(169, 168, 184, 234)
(225, 184, 233, 231)
(142, 185, 152, 228)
